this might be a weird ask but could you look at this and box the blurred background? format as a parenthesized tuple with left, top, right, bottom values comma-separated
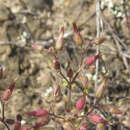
(0, 0, 130, 129)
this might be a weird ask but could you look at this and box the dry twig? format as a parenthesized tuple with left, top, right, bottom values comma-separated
(102, 16, 130, 73)
(95, 0, 101, 89)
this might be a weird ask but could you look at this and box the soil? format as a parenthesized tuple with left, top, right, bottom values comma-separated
(0, 0, 130, 130)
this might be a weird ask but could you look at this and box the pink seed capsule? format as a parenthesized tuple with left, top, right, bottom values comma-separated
(87, 114, 108, 125)
(27, 109, 49, 117)
(33, 117, 49, 128)
(21, 125, 31, 130)
(73, 22, 83, 46)
(84, 55, 99, 66)
(13, 121, 21, 130)
(55, 27, 64, 51)
(2, 83, 16, 101)
(76, 96, 86, 111)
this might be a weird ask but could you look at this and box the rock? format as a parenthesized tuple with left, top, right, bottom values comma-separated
(54, 100, 66, 115)
(27, 61, 38, 75)
(0, 46, 11, 61)
(0, 5, 10, 22)
(23, 0, 53, 11)
(36, 70, 51, 86)
(122, 117, 130, 128)
(0, 26, 7, 41)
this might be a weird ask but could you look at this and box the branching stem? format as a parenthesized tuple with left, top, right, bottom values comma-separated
(95, 0, 101, 90)
(0, 100, 10, 130)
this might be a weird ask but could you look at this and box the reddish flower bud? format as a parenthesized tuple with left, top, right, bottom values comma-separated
(76, 96, 86, 111)
(55, 27, 64, 50)
(87, 114, 108, 125)
(67, 69, 73, 79)
(84, 55, 99, 66)
(26, 109, 49, 117)
(21, 125, 31, 130)
(53, 59, 60, 70)
(33, 117, 49, 129)
(13, 121, 21, 130)
(2, 83, 16, 101)
(73, 22, 83, 46)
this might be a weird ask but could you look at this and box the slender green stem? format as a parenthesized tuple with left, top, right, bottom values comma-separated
(3, 122, 10, 130)
(67, 82, 72, 110)
(0, 99, 5, 121)
(49, 113, 64, 120)
(58, 70, 72, 110)
(59, 70, 69, 83)
(72, 63, 84, 83)
(0, 100, 10, 130)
